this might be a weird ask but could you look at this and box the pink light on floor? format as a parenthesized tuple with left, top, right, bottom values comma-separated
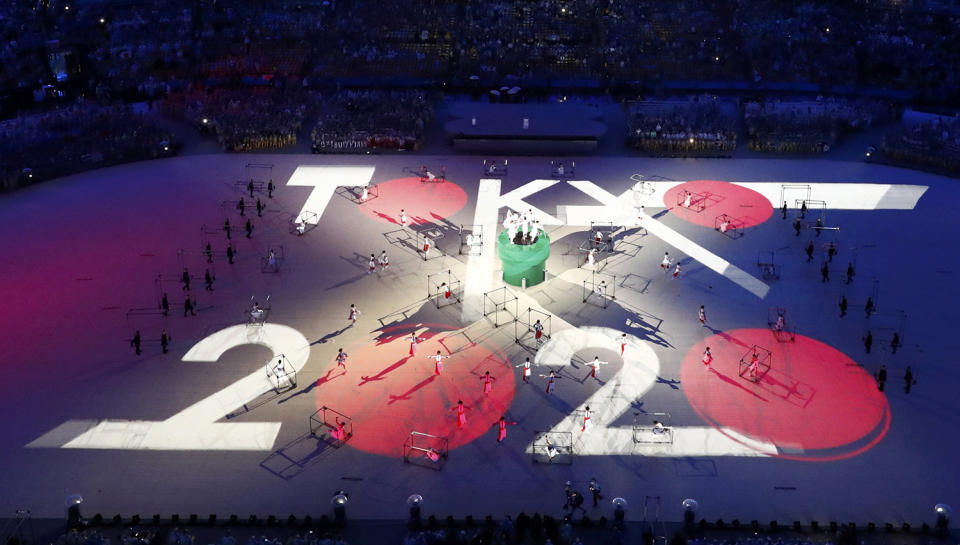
(681, 328, 890, 461)
(314, 322, 515, 457)
(664, 180, 774, 228)
(358, 177, 467, 225)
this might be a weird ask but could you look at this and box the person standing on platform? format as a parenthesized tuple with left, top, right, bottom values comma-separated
(226, 244, 235, 264)
(493, 416, 516, 444)
(131, 330, 141, 355)
(335, 348, 348, 371)
(379, 250, 389, 271)
(368, 254, 376, 274)
(480, 371, 496, 395)
(348, 304, 360, 326)
(698, 305, 707, 326)
(865, 297, 874, 318)
(839, 295, 848, 317)
(428, 350, 450, 375)
(541, 370, 561, 394)
(806, 241, 814, 262)
(821, 262, 830, 282)
(452, 400, 471, 429)
(181, 268, 191, 291)
(516, 357, 532, 383)
(533, 320, 544, 343)
(864, 330, 873, 353)
(161, 293, 170, 316)
(245, 219, 253, 239)
(204, 269, 214, 291)
(224, 218, 232, 239)
(184, 295, 196, 316)
(267, 179, 275, 198)
(160, 329, 171, 354)
(876, 364, 887, 391)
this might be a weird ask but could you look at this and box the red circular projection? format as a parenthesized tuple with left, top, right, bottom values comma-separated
(663, 180, 773, 228)
(315, 323, 515, 457)
(681, 328, 890, 461)
(359, 177, 468, 225)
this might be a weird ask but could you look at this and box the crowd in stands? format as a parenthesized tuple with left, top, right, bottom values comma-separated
(163, 87, 315, 151)
(310, 90, 435, 153)
(883, 116, 960, 175)
(52, 527, 349, 545)
(745, 97, 897, 153)
(404, 513, 588, 545)
(626, 96, 738, 156)
(0, 103, 176, 191)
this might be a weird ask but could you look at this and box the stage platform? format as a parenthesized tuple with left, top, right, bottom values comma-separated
(445, 103, 606, 154)
(0, 153, 953, 528)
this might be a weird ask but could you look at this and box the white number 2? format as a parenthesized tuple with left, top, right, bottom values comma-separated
(27, 324, 309, 451)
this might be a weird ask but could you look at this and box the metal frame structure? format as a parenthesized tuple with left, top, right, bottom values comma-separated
(403, 431, 449, 470)
(309, 406, 353, 448)
(677, 189, 708, 212)
(549, 160, 575, 179)
(738, 345, 772, 383)
(261, 246, 285, 273)
(427, 270, 462, 308)
(415, 228, 445, 261)
(417, 165, 446, 184)
(531, 431, 573, 464)
(633, 412, 673, 444)
(757, 251, 780, 279)
(483, 286, 518, 327)
(582, 271, 616, 309)
(515, 307, 552, 348)
(246, 295, 271, 326)
(265, 354, 297, 392)
(482, 158, 508, 177)
(125, 307, 168, 346)
(242, 163, 274, 184)
(458, 224, 483, 255)
(714, 214, 745, 238)
(767, 306, 797, 342)
(780, 184, 812, 212)
(292, 211, 319, 236)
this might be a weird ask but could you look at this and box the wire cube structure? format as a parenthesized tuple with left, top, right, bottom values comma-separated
(549, 160, 575, 179)
(459, 224, 484, 255)
(246, 295, 271, 327)
(403, 431, 449, 470)
(757, 251, 780, 280)
(309, 406, 353, 448)
(738, 345, 772, 383)
(415, 228, 444, 261)
(483, 286, 518, 327)
(767, 306, 797, 342)
(261, 246, 284, 273)
(292, 211, 318, 236)
(427, 270, 462, 308)
(531, 431, 573, 464)
(677, 190, 708, 212)
(265, 354, 297, 392)
(515, 307, 552, 348)
(582, 272, 616, 309)
(714, 214, 745, 238)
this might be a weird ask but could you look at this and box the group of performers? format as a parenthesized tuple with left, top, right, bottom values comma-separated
(503, 208, 543, 245)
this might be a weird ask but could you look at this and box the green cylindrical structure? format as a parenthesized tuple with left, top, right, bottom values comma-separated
(497, 230, 550, 287)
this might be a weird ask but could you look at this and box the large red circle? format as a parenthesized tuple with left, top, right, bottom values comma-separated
(314, 323, 515, 457)
(359, 177, 467, 225)
(663, 180, 773, 228)
(680, 328, 889, 460)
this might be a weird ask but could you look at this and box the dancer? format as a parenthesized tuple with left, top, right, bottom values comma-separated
(864, 297, 874, 318)
(775, 314, 785, 331)
(618, 333, 627, 356)
(131, 330, 141, 355)
(226, 244, 235, 264)
(815, 217, 823, 236)
(335, 348, 348, 370)
(348, 304, 360, 326)
(580, 406, 593, 432)
(800, 201, 807, 218)
(683, 191, 692, 208)
(368, 254, 376, 274)
(595, 280, 606, 299)
(204, 242, 213, 263)
(160, 329, 170, 354)
(891, 332, 900, 354)
(748, 352, 760, 379)
(267, 249, 277, 269)
(245, 218, 253, 238)
(586, 247, 597, 268)
(237, 197, 245, 216)
(806, 241, 814, 262)
(673, 263, 681, 278)
(719, 218, 730, 233)
(181, 268, 190, 291)
(845, 262, 855, 284)
(876, 365, 887, 391)
(379, 250, 389, 270)
(204, 269, 214, 291)
(839, 295, 848, 317)
(904, 366, 914, 393)
(781, 201, 787, 219)
(821, 261, 829, 282)
(360, 186, 369, 202)
(422, 236, 431, 259)
(451, 400, 470, 429)
(267, 179, 275, 198)
(428, 350, 450, 375)
(698, 305, 706, 325)
(864, 331, 873, 353)
(594, 230, 603, 247)
(588, 356, 608, 379)
(660, 252, 671, 272)
(793, 217, 802, 236)
(183, 295, 196, 317)
(541, 370, 561, 394)
(702, 346, 712, 367)
(480, 371, 496, 395)
(331, 418, 347, 442)
(492, 416, 517, 444)
(256, 199, 263, 218)
(440, 282, 452, 300)
(223, 218, 232, 239)
(533, 319, 544, 343)
(516, 357, 533, 383)
(399, 209, 407, 227)
(247, 179, 255, 198)
(407, 333, 425, 356)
